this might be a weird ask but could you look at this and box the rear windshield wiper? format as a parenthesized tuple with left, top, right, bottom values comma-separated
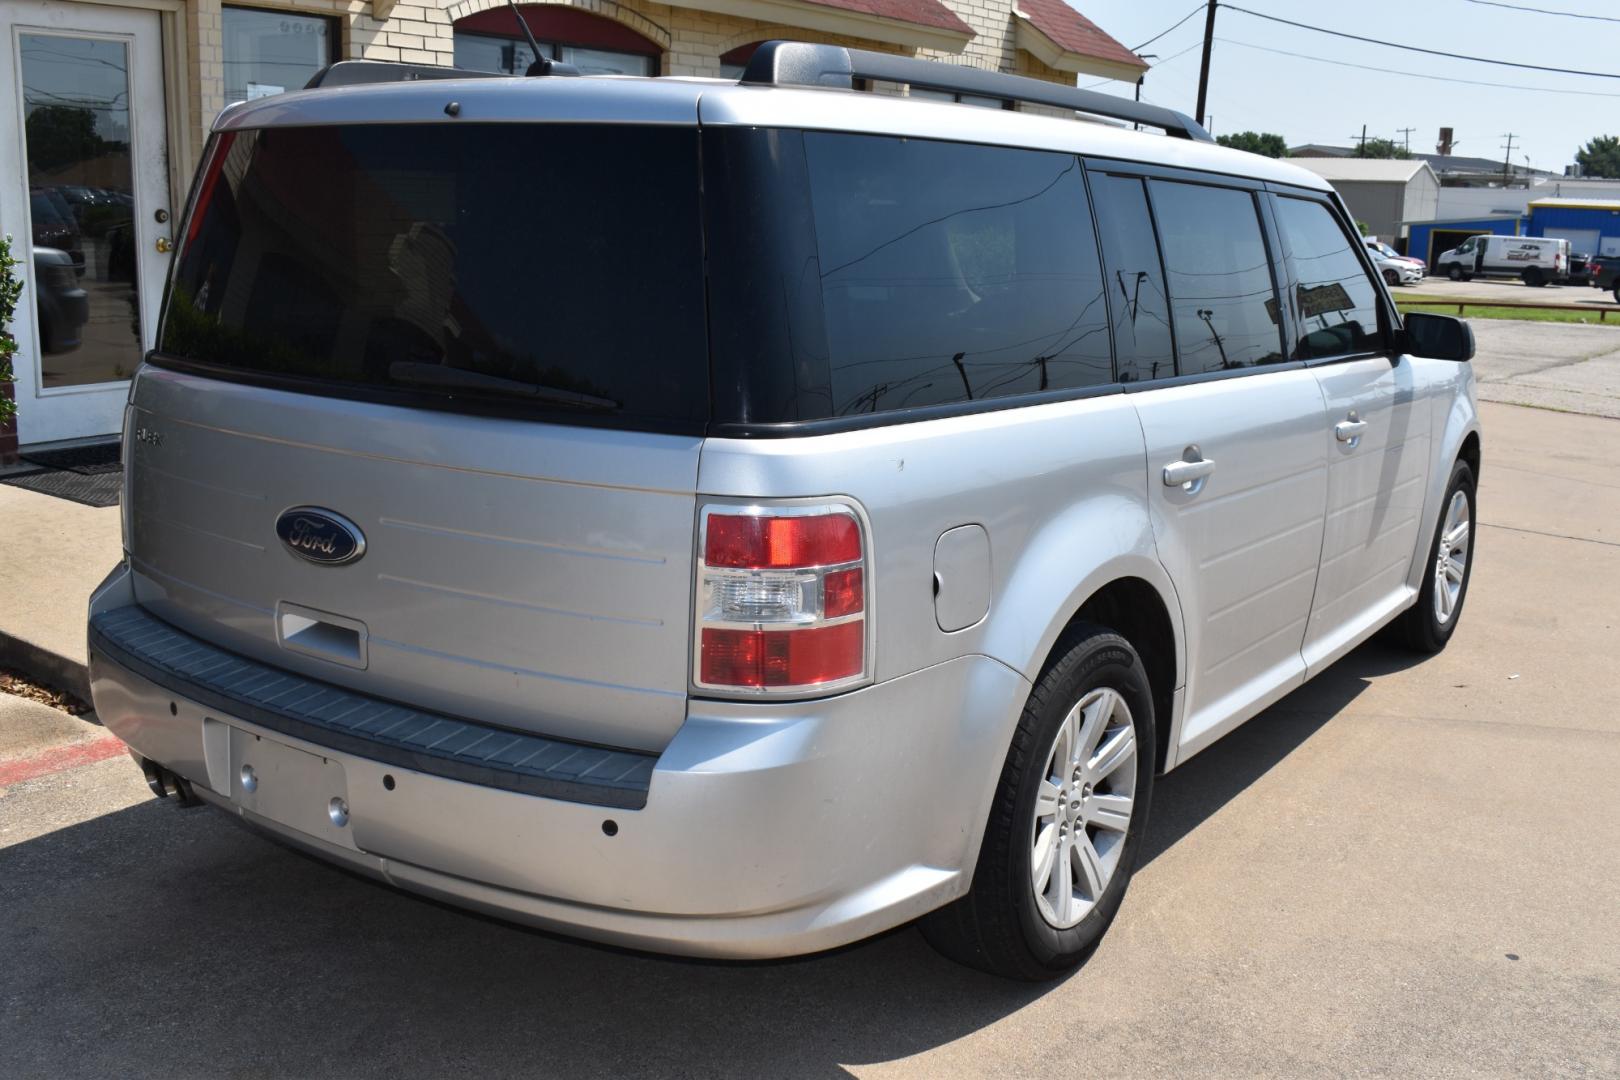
(388, 361, 619, 411)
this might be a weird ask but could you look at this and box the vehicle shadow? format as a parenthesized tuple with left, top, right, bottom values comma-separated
(0, 639, 1424, 1079)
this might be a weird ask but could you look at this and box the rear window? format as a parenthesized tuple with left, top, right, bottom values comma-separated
(703, 129, 1112, 426)
(160, 124, 708, 430)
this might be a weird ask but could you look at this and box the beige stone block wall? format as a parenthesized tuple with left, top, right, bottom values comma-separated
(177, 0, 1094, 167)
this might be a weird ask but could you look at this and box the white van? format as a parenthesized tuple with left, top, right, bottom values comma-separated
(1436, 233, 1569, 286)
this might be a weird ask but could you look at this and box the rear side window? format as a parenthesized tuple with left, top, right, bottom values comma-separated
(802, 133, 1111, 416)
(1148, 180, 1285, 374)
(1088, 173, 1175, 384)
(1272, 196, 1383, 359)
(160, 124, 708, 431)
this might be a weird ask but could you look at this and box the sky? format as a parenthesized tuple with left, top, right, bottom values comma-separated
(1070, 0, 1616, 171)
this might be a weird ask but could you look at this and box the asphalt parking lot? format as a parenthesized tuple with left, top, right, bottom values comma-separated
(3, 329, 1619, 1078)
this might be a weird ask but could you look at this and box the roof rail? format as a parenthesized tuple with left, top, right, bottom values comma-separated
(739, 41, 1212, 143)
(304, 61, 506, 90)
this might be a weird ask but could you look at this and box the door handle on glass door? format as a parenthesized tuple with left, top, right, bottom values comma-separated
(1163, 447, 1216, 491)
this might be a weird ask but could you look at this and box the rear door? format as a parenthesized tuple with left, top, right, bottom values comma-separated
(1096, 171, 1329, 763)
(1270, 192, 1432, 673)
(128, 119, 708, 753)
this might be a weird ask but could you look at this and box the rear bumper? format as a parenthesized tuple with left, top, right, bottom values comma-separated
(88, 564, 1029, 959)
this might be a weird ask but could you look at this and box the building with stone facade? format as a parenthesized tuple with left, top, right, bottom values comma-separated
(0, 0, 1144, 451)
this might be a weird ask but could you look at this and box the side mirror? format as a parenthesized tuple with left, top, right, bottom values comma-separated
(1402, 311, 1474, 362)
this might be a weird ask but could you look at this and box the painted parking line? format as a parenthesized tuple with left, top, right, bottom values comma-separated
(0, 734, 127, 787)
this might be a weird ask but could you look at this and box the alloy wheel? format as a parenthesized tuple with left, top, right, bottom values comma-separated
(1029, 687, 1138, 929)
(1433, 489, 1471, 625)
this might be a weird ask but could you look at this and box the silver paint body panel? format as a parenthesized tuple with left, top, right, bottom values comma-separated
(92, 74, 1480, 956)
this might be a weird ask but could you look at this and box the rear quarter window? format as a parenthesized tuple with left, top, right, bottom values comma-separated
(160, 123, 709, 431)
(804, 133, 1112, 415)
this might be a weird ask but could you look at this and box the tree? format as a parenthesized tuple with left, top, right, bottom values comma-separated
(1356, 137, 1411, 159)
(1575, 135, 1620, 178)
(1216, 131, 1289, 158)
(23, 105, 109, 173)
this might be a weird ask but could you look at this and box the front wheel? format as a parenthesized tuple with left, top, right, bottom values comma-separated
(922, 624, 1155, 980)
(1447, 264, 1466, 282)
(1384, 268, 1400, 287)
(1612, 281, 1619, 305)
(1394, 459, 1476, 652)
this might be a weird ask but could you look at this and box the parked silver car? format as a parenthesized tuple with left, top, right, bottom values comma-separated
(89, 43, 1481, 980)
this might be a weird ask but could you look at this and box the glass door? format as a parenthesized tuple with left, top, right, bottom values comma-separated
(0, 2, 170, 445)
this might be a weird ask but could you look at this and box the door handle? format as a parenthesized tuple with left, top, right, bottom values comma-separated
(1163, 447, 1216, 490)
(1335, 410, 1368, 443)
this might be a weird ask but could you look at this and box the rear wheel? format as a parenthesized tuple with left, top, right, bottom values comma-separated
(922, 625, 1154, 980)
(1394, 459, 1476, 653)
(1522, 268, 1545, 287)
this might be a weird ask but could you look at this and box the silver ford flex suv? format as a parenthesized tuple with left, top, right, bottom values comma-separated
(88, 43, 1481, 980)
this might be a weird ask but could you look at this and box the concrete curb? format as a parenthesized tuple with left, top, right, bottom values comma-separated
(0, 628, 91, 704)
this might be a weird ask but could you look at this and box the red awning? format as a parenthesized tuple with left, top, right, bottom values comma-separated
(1014, 0, 1145, 72)
(797, 0, 973, 36)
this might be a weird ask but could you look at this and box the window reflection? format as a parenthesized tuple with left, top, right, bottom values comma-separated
(1274, 197, 1382, 359)
(1089, 174, 1175, 383)
(20, 33, 140, 386)
(1149, 180, 1284, 374)
(222, 7, 335, 104)
(803, 133, 1112, 415)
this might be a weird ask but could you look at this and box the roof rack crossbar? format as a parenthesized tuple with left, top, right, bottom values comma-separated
(739, 41, 1212, 143)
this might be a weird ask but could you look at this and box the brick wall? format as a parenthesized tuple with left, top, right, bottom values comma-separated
(178, 0, 1095, 168)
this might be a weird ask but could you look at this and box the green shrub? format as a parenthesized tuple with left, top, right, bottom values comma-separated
(0, 234, 22, 424)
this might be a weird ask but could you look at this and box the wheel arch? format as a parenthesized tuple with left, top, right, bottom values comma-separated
(1061, 577, 1179, 773)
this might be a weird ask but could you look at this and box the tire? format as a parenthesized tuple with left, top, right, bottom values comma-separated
(1393, 459, 1476, 653)
(1384, 268, 1400, 287)
(921, 624, 1155, 980)
(1612, 281, 1619, 305)
(1522, 268, 1545, 287)
(1447, 264, 1464, 282)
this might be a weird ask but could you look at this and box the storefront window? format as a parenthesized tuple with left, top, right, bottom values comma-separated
(223, 7, 336, 104)
(453, 32, 653, 76)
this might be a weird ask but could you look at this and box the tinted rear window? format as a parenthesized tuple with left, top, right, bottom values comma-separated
(160, 124, 708, 430)
(805, 133, 1110, 416)
(704, 129, 1113, 426)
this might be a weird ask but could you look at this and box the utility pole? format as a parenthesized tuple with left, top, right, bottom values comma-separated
(1500, 133, 1517, 185)
(1397, 127, 1415, 153)
(1350, 124, 1368, 155)
(1194, 0, 1217, 128)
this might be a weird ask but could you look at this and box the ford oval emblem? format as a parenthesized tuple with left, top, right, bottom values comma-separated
(275, 507, 366, 566)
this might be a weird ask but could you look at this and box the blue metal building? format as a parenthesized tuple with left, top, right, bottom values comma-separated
(1526, 198, 1620, 259)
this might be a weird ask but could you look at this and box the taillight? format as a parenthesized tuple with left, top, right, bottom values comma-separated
(695, 504, 870, 694)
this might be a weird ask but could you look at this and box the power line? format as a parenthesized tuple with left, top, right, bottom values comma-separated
(1222, 3, 1620, 79)
(1216, 36, 1620, 97)
(1462, 0, 1620, 23)
(1080, 39, 1204, 89)
(1132, 4, 1206, 52)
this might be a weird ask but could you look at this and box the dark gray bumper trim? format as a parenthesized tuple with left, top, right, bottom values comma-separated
(89, 606, 655, 810)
